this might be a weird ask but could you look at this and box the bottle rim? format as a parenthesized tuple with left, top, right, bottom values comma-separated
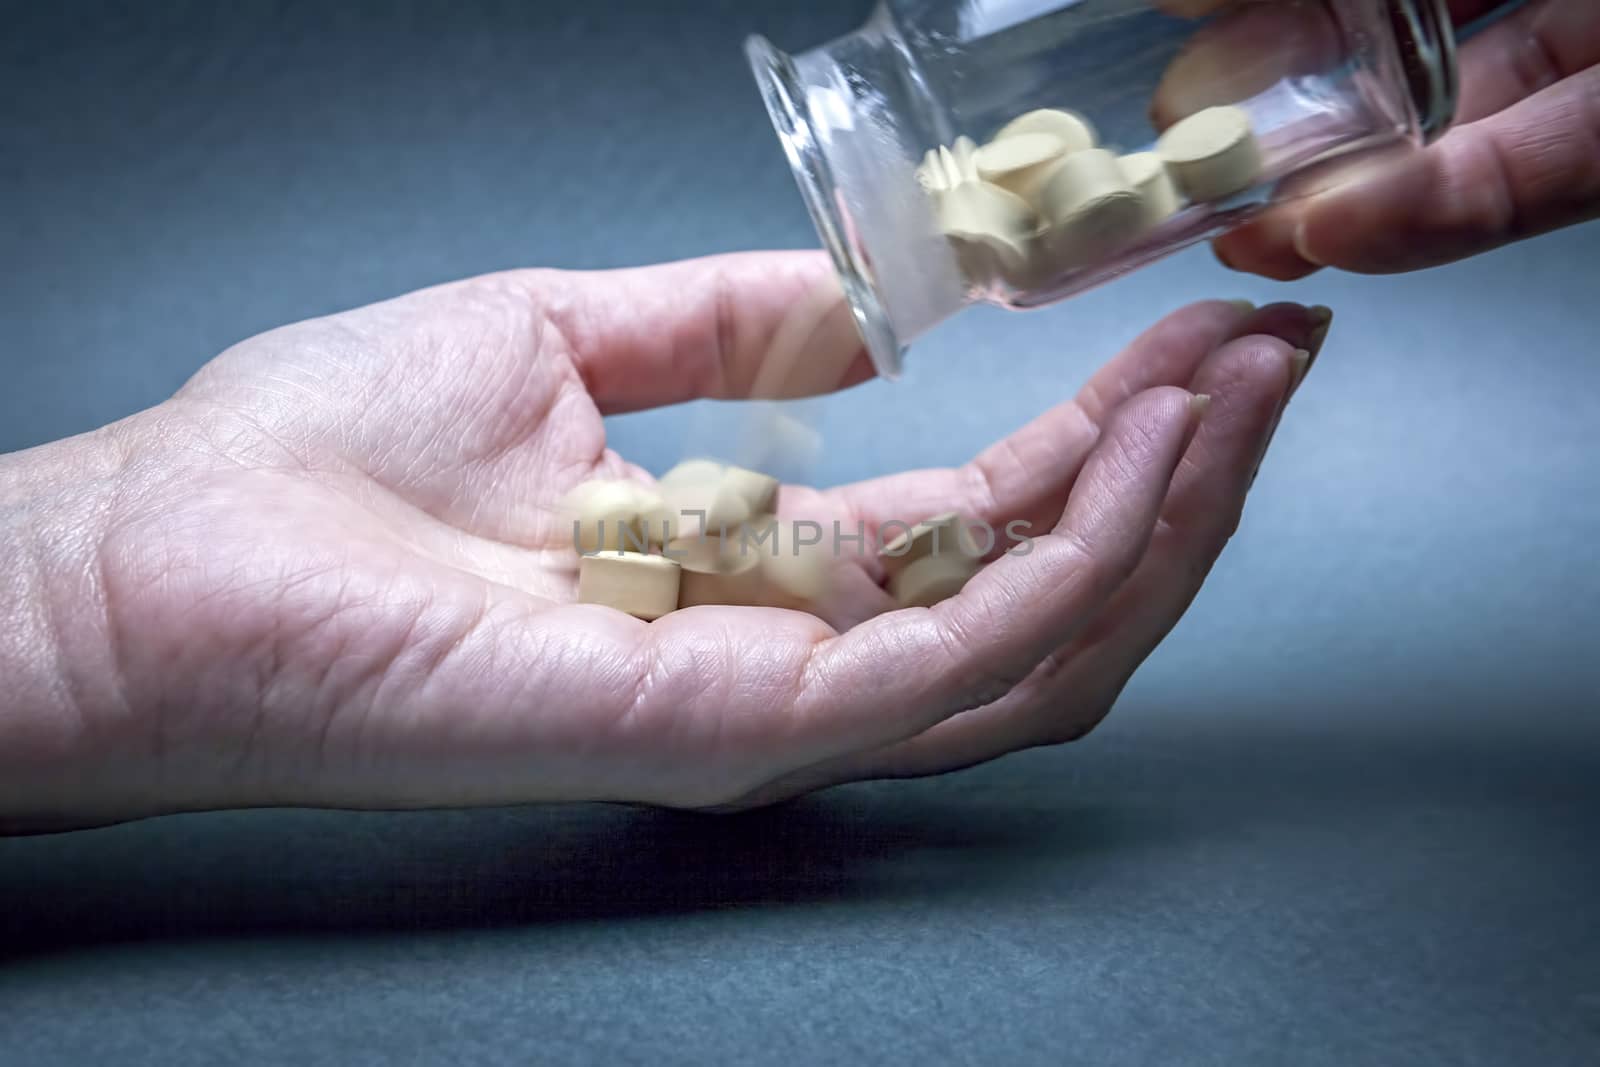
(744, 33, 907, 381)
(1388, 0, 1459, 145)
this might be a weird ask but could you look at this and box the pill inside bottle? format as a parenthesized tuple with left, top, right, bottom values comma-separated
(745, 0, 1458, 377)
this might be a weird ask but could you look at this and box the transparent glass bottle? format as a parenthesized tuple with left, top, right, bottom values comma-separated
(746, 0, 1457, 379)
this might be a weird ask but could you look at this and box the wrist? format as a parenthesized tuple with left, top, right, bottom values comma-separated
(0, 428, 140, 831)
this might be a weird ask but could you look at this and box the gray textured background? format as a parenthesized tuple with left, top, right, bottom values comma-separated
(2, 2, 1597, 1064)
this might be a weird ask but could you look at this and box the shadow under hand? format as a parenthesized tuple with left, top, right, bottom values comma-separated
(0, 783, 1173, 961)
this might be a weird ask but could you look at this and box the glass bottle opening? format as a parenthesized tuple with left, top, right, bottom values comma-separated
(1385, 0, 1458, 144)
(746, 33, 909, 381)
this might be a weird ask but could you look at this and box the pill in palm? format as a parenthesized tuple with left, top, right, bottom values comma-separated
(670, 533, 769, 608)
(578, 551, 682, 621)
(880, 512, 977, 577)
(891, 553, 980, 609)
(762, 538, 831, 605)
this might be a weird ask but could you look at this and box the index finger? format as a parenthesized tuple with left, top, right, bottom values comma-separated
(787, 386, 1202, 764)
(531, 252, 875, 415)
(1292, 67, 1600, 274)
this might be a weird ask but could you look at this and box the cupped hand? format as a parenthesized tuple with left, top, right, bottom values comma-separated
(0, 252, 1329, 830)
(1213, 0, 1600, 277)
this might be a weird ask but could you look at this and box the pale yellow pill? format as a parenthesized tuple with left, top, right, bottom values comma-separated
(669, 534, 768, 608)
(939, 180, 1039, 273)
(761, 539, 832, 609)
(891, 553, 979, 609)
(679, 565, 771, 609)
(577, 551, 681, 621)
(666, 532, 762, 575)
(673, 481, 752, 534)
(656, 460, 751, 536)
(977, 133, 1066, 179)
(880, 512, 977, 579)
(640, 494, 692, 546)
(654, 461, 723, 538)
(975, 132, 1069, 201)
(719, 465, 780, 517)
(937, 145, 962, 188)
(1036, 150, 1148, 266)
(1119, 151, 1182, 226)
(1157, 105, 1262, 201)
(1037, 149, 1138, 226)
(950, 135, 981, 183)
(915, 148, 950, 193)
(658, 459, 725, 490)
(562, 479, 650, 553)
(1044, 195, 1149, 268)
(993, 109, 1096, 154)
(631, 487, 675, 547)
(736, 408, 824, 478)
(773, 414, 825, 470)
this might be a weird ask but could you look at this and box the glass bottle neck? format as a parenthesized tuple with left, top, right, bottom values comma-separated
(1378, 0, 1458, 144)
(747, 16, 967, 381)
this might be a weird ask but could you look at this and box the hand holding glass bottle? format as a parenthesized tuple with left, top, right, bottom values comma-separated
(1212, 0, 1600, 277)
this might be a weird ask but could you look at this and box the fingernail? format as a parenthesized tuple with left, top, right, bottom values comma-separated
(1292, 219, 1325, 267)
(1305, 305, 1334, 370)
(1182, 393, 1210, 450)
(1288, 348, 1311, 392)
(1225, 299, 1256, 315)
(1250, 352, 1305, 488)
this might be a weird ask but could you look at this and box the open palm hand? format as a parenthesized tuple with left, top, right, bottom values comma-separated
(2, 252, 1328, 830)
